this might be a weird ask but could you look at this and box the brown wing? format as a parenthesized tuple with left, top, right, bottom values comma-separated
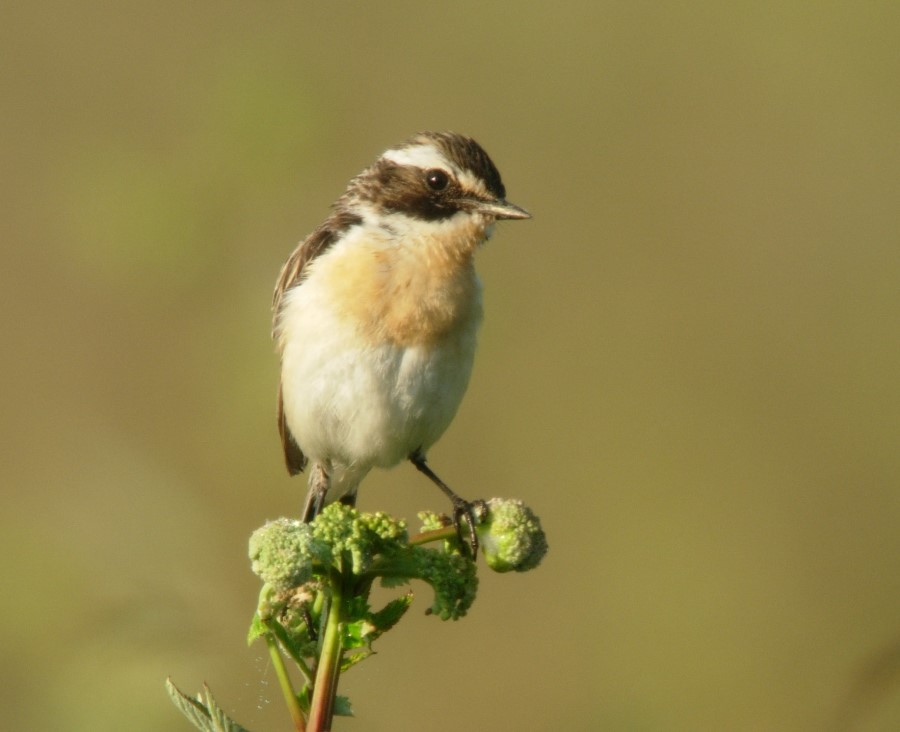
(277, 382, 307, 475)
(272, 210, 362, 475)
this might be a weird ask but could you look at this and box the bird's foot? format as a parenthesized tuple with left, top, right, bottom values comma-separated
(450, 497, 488, 558)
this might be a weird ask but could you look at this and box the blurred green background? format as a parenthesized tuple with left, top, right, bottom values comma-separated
(3, 1, 899, 730)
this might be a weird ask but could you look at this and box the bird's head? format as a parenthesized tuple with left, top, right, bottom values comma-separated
(345, 131, 530, 239)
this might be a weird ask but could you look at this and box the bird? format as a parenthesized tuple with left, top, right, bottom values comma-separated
(272, 131, 530, 549)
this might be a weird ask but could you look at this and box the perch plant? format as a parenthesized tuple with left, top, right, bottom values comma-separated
(168, 498, 547, 731)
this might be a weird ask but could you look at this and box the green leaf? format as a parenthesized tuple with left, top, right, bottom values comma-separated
(333, 695, 354, 717)
(370, 592, 413, 634)
(247, 613, 267, 645)
(166, 679, 213, 731)
(340, 617, 374, 672)
(344, 594, 370, 622)
(297, 685, 311, 714)
(166, 679, 252, 732)
(341, 648, 373, 672)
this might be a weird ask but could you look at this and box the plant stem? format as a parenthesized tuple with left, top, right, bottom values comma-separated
(265, 633, 306, 732)
(307, 580, 344, 731)
(266, 619, 314, 686)
(409, 526, 457, 546)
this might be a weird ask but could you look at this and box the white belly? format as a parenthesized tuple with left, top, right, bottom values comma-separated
(278, 277, 481, 499)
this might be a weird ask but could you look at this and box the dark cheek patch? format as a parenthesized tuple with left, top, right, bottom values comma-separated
(382, 171, 463, 222)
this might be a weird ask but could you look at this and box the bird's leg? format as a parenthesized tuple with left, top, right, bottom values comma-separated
(296, 463, 336, 642)
(302, 463, 330, 523)
(409, 450, 484, 557)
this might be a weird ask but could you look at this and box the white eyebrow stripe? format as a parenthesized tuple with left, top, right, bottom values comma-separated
(381, 145, 491, 199)
(382, 144, 453, 172)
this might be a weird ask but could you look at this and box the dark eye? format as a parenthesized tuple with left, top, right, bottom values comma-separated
(425, 169, 449, 191)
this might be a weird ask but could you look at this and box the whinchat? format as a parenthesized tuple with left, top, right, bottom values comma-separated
(273, 131, 530, 545)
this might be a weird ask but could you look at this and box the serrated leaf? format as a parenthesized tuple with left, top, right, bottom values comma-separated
(166, 678, 214, 731)
(341, 648, 372, 672)
(206, 685, 253, 732)
(370, 592, 413, 634)
(247, 613, 267, 645)
(166, 679, 252, 732)
(343, 617, 375, 649)
(344, 595, 370, 622)
(333, 695, 354, 717)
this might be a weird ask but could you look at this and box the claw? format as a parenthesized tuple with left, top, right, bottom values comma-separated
(451, 498, 486, 557)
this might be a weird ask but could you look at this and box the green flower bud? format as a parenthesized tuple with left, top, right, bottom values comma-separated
(476, 498, 548, 573)
(248, 518, 321, 590)
(310, 503, 408, 575)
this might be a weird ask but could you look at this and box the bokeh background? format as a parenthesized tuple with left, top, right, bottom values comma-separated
(3, 2, 899, 730)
